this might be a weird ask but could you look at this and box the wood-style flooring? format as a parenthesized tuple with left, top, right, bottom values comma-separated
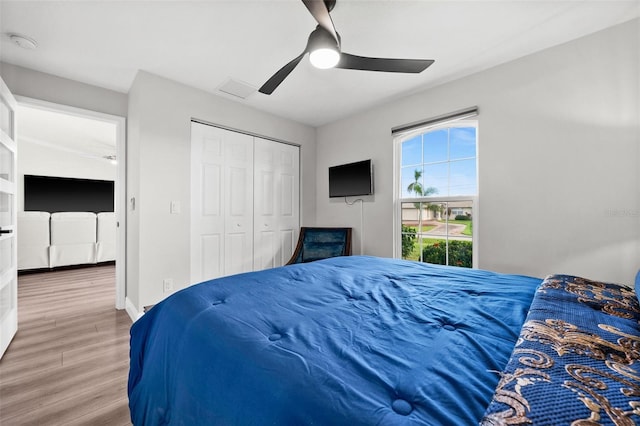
(0, 264, 132, 425)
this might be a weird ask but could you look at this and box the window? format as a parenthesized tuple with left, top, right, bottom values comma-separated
(395, 121, 477, 268)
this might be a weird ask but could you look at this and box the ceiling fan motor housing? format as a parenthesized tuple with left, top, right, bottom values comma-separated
(324, 0, 337, 12)
(308, 26, 341, 52)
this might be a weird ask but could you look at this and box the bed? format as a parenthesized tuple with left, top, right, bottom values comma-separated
(128, 256, 640, 425)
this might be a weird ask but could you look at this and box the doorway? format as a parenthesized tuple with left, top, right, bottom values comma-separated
(15, 97, 126, 309)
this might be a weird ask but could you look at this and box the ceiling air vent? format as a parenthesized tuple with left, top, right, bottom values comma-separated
(217, 79, 257, 100)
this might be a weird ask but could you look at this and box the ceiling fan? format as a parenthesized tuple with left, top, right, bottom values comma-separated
(259, 0, 435, 95)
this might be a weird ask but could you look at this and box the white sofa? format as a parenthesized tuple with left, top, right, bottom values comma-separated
(96, 212, 116, 263)
(17, 211, 116, 271)
(17, 211, 51, 270)
(50, 212, 97, 268)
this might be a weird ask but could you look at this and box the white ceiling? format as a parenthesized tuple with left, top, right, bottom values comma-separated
(17, 104, 117, 160)
(1, 1, 638, 128)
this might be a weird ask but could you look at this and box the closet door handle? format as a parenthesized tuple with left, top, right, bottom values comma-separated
(0, 228, 13, 234)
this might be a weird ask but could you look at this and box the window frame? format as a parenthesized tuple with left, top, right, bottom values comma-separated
(393, 120, 479, 268)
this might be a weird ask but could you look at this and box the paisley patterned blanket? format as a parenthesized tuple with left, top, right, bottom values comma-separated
(482, 275, 640, 425)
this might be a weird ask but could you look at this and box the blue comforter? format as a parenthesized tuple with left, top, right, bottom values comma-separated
(129, 256, 540, 425)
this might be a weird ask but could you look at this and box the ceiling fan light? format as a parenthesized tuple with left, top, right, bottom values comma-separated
(310, 48, 340, 69)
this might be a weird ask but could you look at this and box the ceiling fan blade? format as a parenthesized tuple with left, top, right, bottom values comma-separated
(301, 0, 339, 44)
(337, 53, 434, 73)
(259, 52, 306, 95)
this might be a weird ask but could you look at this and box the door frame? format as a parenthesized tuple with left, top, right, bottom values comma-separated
(16, 96, 127, 309)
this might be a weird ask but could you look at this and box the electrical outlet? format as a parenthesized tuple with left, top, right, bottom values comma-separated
(163, 278, 174, 293)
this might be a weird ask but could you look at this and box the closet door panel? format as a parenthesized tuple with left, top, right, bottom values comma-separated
(201, 234, 222, 280)
(276, 142, 300, 266)
(254, 167, 277, 270)
(223, 136, 253, 275)
(191, 123, 253, 283)
(225, 232, 248, 276)
(253, 139, 276, 270)
(254, 138, 299, 270)
(191, 123, 225, 283)
(202, 165, 222, 216)
(280, 229, 295, 264)
(280, 173, 295, 217)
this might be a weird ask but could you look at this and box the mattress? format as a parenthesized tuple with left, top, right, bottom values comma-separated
(129, 256, 541, 425)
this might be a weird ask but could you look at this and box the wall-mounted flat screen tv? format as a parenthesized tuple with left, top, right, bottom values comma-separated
(328, 159, 374, 198)
(24, 175, 115, 213)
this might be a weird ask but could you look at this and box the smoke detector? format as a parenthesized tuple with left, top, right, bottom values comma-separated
(9, 33, 38, 50)
(103, 155, 117, 165)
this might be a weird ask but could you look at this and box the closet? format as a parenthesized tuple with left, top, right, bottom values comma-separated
(190, 121, 300, 284)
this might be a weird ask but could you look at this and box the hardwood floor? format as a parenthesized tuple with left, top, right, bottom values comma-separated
(0, 265, 132, 425)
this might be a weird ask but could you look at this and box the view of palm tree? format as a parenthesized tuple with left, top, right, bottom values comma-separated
(399, 125, 477, 267)
(406, 169, 439, 261)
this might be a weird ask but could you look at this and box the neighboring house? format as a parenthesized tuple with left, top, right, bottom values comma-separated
(402, 202, 473, 224)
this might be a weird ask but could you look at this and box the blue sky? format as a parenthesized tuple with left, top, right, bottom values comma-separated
(401, 126, 477, 198)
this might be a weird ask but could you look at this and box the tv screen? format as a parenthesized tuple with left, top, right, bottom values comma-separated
(24, 175, 115, 213)
(328, 159, 373, 198)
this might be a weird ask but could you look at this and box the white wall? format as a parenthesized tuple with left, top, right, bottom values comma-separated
(0, 62, 128, 117)
(316, 19, 640, 286)
(17, 139, 116, 211)
(127, 71, 316, 312)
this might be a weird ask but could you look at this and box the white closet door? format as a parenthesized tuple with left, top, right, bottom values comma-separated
(223, 132, 254, 276)
(190, 123, 253, 283)
(253, 137, 299, 270)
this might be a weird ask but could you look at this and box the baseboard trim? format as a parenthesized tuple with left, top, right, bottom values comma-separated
(125, 297, 143, 322)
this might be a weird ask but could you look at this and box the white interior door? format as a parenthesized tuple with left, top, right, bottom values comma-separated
(0, 77, 18, 359)
(190, 122, 253, 284)
(253, 138, 299, 270)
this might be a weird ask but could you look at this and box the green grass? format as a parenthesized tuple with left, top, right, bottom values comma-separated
(402, 225, 437, 234)
(406, 221, 473, 236)
(451, 219, 472, 236)
(433, 219, 472, 236)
